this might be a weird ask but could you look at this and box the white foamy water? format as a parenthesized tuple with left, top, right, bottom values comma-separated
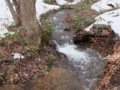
(56, 42, 103, 66)
(57, 43, 89, 62)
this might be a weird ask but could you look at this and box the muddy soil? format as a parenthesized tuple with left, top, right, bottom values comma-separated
(0, 66, 81, 90)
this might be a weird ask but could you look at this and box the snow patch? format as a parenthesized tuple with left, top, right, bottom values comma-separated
(36, 0, 60, 19)
(91, 0, 120, 12)
(0, 0, 14, 38)
(11, 53, 24, 59)
(56, 0, 68, 5)
(86, 0, 120, 36)
(56, 0, 82, 5)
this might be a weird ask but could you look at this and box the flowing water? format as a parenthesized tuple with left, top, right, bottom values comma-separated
(48, 10, 106, 90)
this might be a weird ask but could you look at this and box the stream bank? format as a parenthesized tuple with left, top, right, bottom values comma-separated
(95, 41, 120, 90)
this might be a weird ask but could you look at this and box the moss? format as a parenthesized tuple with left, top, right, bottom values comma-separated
(41, 31, 49, 45)
(41, 20, 54, 45)
(40, 9, 59, 20)
(45, 54, 56, 62)
(43, 0, 57, 5)
(93, 24, 111, 29)
(0, 76, 4, 82)
(72, 14, 95, 30)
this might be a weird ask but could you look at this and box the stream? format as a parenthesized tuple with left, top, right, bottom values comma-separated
(48, 10, 106, 90)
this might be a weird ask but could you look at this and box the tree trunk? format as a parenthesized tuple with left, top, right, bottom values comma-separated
(19, 0, 42, 48)
(5, 0, 21, 25)
(12, 0, 21, 26)
(5, 0, 16, 22)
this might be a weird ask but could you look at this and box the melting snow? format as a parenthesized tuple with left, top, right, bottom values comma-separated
(56, 0, 82, 5)
(0, 0, 13, 37)
(86, 0, 120, 36)
(11, 53, 24, 59)
(36, 0, 60, 19)
(56, 0, 68, 5)
(91, 0, 120, 12)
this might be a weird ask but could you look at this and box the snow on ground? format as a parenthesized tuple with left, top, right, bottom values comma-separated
(36, 0, 60, 19)
(86, 9, 120, 35)
(91, 0, 120, 12)
(56, 0, 68, 5)
(0, 0, 14, 38)
(86, 0, 120, 36)
(56, 0, 82, 5)
(11, 53, 25, 59)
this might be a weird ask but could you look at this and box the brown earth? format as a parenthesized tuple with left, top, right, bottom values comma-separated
(0, 35, 66, 85)
(0, 66, 81, 90)
(65, 9, 98, 29)
(28, 67, 81, 90)
(95, 41, 120, 90)
(73, 25, 119, 56)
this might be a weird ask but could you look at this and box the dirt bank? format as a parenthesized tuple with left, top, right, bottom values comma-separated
(95, 41, 120, 90)
(73, 25, 119, 56)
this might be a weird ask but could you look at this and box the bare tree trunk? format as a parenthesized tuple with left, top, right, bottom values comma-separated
(6, 0, 43, 48)
(5, 0, 21, 25)
(19, 0, 42, 48)
(5, 0, 16, 21)
(12, 0, 21, 26)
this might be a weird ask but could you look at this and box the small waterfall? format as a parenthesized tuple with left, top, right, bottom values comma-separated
(48, 10, 106, 90)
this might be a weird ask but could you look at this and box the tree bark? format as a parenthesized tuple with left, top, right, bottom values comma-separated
(5, 0, 21, 25)
(12, 0, 21, 26)
(5, 0, 16, 21)
(19, 0, 42, 48)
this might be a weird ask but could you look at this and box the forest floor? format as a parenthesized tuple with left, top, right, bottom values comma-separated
(0, 35, 61, 84)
